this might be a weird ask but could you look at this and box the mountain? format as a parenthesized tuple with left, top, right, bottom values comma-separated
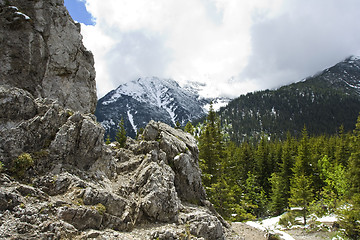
(219, 56, 360, 144)
(95, 77, 229, 139)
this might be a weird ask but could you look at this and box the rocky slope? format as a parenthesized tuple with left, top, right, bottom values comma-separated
(0, 1, 238, 239)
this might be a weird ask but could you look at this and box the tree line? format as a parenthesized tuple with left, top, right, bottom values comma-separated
(185, 104, 360, 239)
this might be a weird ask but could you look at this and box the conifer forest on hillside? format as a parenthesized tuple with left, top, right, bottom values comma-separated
(185, 104, 360, 239)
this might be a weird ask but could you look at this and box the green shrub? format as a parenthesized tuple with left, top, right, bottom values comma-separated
(278, 212, 296, 228)
(95, 203, 106, 215)
(12, 153, 34, 178)
(267, 233, 281, 240)
(0, 161, 4, 173)
(75, 198, 84, 206)
(339, 205, 360, 240)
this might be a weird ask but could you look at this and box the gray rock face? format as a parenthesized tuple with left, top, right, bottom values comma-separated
(143, 121, 206, 203)
(0, 0, 96, 113)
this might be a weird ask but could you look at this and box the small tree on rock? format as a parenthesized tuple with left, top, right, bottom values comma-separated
(115, 117, 127, 148)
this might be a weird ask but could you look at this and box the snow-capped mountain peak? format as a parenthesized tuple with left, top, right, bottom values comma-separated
(102, 77, 183, 107)
(95, 77, 220, 139)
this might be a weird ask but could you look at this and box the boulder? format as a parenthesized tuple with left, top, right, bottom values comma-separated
(49, 113, 105, 170)
(135, 159, 180, 222)
(143, 121, 206, 203)
(58, 207, 103, 230)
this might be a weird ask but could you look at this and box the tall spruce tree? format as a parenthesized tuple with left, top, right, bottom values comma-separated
(244, 171, 267, 217)
(289, 174, 314, 225)
(198, 103, 244, 220)
(198, 103, 224, 186)
(339, 114, 360, 239)
(269, 172, 287, 215)
(115, 117, 127, 148)
(348, 114, 360, 200)
(289, 126, 314, 225)
(254, 135, 271, 195)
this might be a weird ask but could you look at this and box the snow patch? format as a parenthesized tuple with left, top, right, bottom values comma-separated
(100, 119, 116, 130)
(15, 11, 30, 20)
(317, 214, 338, 223)
(343, 80, 360, 89)
(127, 104, 137, 134)
(350, 56, 360, 61)
(246, 215, 295, 240)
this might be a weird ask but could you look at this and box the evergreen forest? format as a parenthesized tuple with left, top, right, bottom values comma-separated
(186, 104, 360, 239)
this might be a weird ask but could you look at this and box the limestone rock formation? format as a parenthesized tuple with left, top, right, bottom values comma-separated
(0, 0, 241, 239)
(0, 0, 96, 113)
(0, 115, 237, 239)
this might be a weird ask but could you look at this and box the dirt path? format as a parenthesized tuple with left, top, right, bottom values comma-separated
(283, 229, 332, 240)
(231, 222, 267, 239)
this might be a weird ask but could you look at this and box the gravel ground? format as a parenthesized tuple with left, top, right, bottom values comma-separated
(283, 228, 332, 240)
(231, 222, 267, 239)
(230, 222, 333, 240)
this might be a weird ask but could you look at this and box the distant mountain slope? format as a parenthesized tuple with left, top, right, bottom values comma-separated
(219, 56, 360, 143)
(95, 77, 228, 139)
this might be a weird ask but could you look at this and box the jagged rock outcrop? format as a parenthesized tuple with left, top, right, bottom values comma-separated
(0, 116, 236, 239)
(0, 0, 96, 113)
(0, 0, 240, 239)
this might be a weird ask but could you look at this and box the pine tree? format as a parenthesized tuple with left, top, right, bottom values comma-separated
(115, 117, 127, 148)
(243, 171, 267, 217)
(269, 172, 287, 215)
(278, 133, 295, 207)
(294, 126, 312, 177)
(335, 125, 351, 167)
(198, 103, 224, 186)
(289, 126, 314, 225)
(184, 121, 195, 136)
(348, 114, 360, 201)
(254, 134, 271, 195)
(136, 127, 144, 140)
(289, 174, 314, 225)
(207, 175, 234, 219)
(339, 114, 360, 239)
(105, 134, 111, 144)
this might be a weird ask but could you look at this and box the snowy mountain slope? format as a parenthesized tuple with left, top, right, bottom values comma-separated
(219, 55, 360, 144)
(95, 77, 226, 139)
(304, 55, 360, 94)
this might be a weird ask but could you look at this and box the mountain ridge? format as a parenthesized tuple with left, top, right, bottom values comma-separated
(219, 55, 360, 143)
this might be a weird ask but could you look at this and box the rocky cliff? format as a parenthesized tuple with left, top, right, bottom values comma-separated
(0, 1, 239, 239)
(0, 0, 96, 113)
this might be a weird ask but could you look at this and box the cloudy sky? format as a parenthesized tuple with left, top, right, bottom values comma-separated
(65, 0, 360, 98)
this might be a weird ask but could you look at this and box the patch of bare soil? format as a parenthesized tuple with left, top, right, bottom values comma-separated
(230, 222, 335, 240)
(284, 228, 332, 240)
(231, 222, 267, 240)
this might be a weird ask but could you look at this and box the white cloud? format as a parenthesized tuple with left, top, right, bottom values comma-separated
(81, 0, 360, 98)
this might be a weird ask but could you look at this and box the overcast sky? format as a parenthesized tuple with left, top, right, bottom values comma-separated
(66, 0, 360, 98)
